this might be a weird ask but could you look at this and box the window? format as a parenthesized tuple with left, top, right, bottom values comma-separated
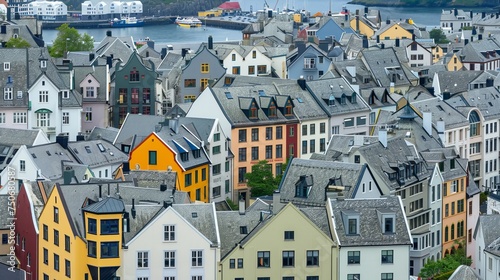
(381, 273, 393, 280)
(85, 86, 95, 98)
(252, 50, 257, 58)
(257, 251, 270, 267)
(238, 258, 243, 268)
(185, 173, 192, 187)
(88, 218, 96, 234)
(384, 217, 394, 233)
(62, 112, 69, 124)
(310, 124, 316, 135)
(232, 54, 236, 61)
(302, 141, 307, 154)
(304, 58, 316, 69)
(54, 207, 59, 223)
(201, 63, 209, 73)
(39, 90, 48, 103)
(191, 250, 203, 267)
(239, 148, 247, 162)
(276, 144, 283, 158)
(229, 259, 235, 269)
(54, 253, 59, 271)
(284, 231, 294, 240)
(130, 68, 140, 81)
(101, 242, 119, 258)
(357, 116, 366, 126)
(282, 251, 294, 267)
(88, 241, 96, 257)
(252, 147, 259, 160)
(4, 62, 10, 71)
(348, 251, 360, 264)
(238, 167, 246, 183)
(84, 107, 92, 122)
(37, 113, 50, 127)
(266, 127, 273, 140)
(137, 251, 149, 268)
(348, 275, 360, 280)
(13, 112, 27, 123)
(184, 79, 196, 87)
(65, 259, 70, 277)
(306, 277, 319, 280)
(344, 118, 354, 127)
(232, 66, 240, 74)
(164, 251, 175, 267)
(54, 229, 59, 246)
(257, 65, 267, 74)
(265, 145, 272, 159)
(101, 219, 119, 234)
(251, 128, 259, 141)
(276, 126, 283, 139)
(163, 225, 175, 241)
(302, 124, 308, 135)
(310, 139, 315, 153)
(348, 218, 358, 234)
(306, 250, 319, 266)
(213, 186, 221, 197)
(212, 145, 221, 154)
(381, 250, 393, 263)
(43, 248, 48, 264)
(3, 87, 12, 100)
(213, 164, 221, 175)
(248, 65, 255, 75)
(65, 235, 70, 252)
(238, 129, 247, 142)
(0, 112, 5, 124)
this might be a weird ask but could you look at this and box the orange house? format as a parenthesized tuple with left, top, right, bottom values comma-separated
(129, 128, 210, 202)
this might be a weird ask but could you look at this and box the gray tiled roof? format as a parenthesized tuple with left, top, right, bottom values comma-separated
(274, 81, 329, 121)
(330, 196, 412, 246)
(0, 23, 41, 47)
(447, 87, 500, 121)
(411, 97, 469, 130)
(67, 140, 128, 168)
(87, 127, 119, 143)
(28, 143, 81, 180)
(305, 77, 370, 116)
(73, 64, 108, 103)
(279, 158, 366, 205)
(358, 136, 429, 192)
(476, 215, 500, 248)
(459, 36, 500, 63)
(216, 210, 265, 258)
(448, 265, 479, 280)
(172, 203, 218, 245)
(421, 148, 466, 181)
(209, 82, 298, 127)
(361, 47, 413, 88)
(0, 128, 40, 146)
(113, 114, 165, 147)
(0, 195, 11, 229)
(124, 170, 177, 189)
(332, 58, 379, 89)
(124, 204, 163, 243)
(322, 135, 379, 161)
(299, 207, 331, 237)
(435, 71, 483, 95)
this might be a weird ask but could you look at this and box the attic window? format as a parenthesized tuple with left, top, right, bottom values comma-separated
(269, 104, 277, 118)
(3, 62, 10, 71)
(40, 60, 47, 69)
(85, 146, 91, 153)
(192, 212, 198, 218)
(342, 210, 360, 235)
(225, 92, 233, 99)
(97, 143, 106, 152)
(328, 95, 335, 106)
(295, 175, 313, 198)
(240, 226, 248, 234)
(258, 90, 266, 96)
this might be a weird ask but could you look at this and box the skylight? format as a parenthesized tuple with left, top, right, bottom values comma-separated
(225, 91, 233, 99)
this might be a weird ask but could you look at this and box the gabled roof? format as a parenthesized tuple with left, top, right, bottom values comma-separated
(87, 127, 120, 143)
(279, 158, 368, 205)
(73, 64, 108, 102)
(435, 70, 484, 95)
(27, 143, 82, 180)
(123, 170, 177, 189)
(172, 203, 219, 245)
(447, 87, 500, 121)
(459, 36, 500, 63)
(361, 47, 413, 88)
(330, 196, 412, 246)
(67, 140, 128, 168)
(411, 97, 469, 130)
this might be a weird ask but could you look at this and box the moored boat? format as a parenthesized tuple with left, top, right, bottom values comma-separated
(110, 17, 144, 28)
(175, 16, 202, 27)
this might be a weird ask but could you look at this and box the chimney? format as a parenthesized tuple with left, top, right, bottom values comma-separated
(76, 133, 85, 141)
(107, 184, 110, 197)
(376, 35, 380, 43)
(356, 15, 360, 32)
(56, 133, 69, 149)
(344, 13, 348, 21)
(238, 198, 245, 215)
(98, 185, 102, 201)
(106, 30, 112, 37)
(386, 18, 390, 24)
(106, 56, 113, 68)
(443, 91, 451, 100)
(478, 34, 483, 40)
(482, 12, 486, 18)
(272, 190, 283, 213)
(454, 8, 458, 16)
(161, 48, 167, 59)
(131, 199, 136, 219)
(208, 35, 213, 50)
(364, 6, 368, 14)
(379, 129, 388, 148)
(487, 78, 494, 87)
(181, 48, 188, 58)
(380, 42, 385, 49)
(319, 40, 329, 52)
(63, 167, 74, 185)
(395, 38, 400, 47)
(296, 41, 305, 55)
(464, 39, 469, 46)
(389, 82, 394, 93)
(297, 76, 306, 90)
(437, 120, 445, 134)
(412, 33, 416, 41)
(160, 184, 167, 191)
(362, 35, 368, 48)
(423, 111, 432, 135)
(470, 10, 473, 19)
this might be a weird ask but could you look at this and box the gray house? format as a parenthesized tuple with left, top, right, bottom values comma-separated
(287, 42, 335, 80)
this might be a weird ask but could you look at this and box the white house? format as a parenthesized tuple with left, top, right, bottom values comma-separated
(406, 41, 433, 67)
(117, 203, 220, 280)
(328, 196, 412, 280)
(473, 215, 500, 279)
(18, 0, 68, 20)
(428, 163, 444, 261)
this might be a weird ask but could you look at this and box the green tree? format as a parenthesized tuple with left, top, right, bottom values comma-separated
(429, 28, 450, 44)
(245, 160, 280, 197)
(5, 37, 31, 48)
(48, 23, 94, 58)
(419, 241, 471, 278)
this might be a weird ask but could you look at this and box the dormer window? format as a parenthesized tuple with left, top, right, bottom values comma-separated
(351, 93, 357, 104)
(450, 158, 455, 169)
(62, 90, 69, 99)
(342, 210, 360, 235)
(341, 95, 346, 105)
(295, 174, 313, 198)
(378, 209, 396, 234)
(328, 95, 335, 106)
(269, 105, 277, 117)
(180, 152, 189, 161)
(193, 149, 201, 158)
(4, 62, 10, 71)
(384, 217, 394, 233)
(40, 60, 47, 69)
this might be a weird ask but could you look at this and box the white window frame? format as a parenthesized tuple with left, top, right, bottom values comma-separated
(85, 87, 95, 98)
(164, 250, 175, 268)
(13, 112, 27, 124)
(191, 250, 203, 267)
(37, 113, 50, 127)
(20, 160, 26, 172)
(4, 87, 13, 100)
(137, 251, 149, 268)
(4, 62, 10, 71)
(62, 112, 69, 125)
(85, 107, 92, 122)
(163, 225, 175, 241)
(0, 112, 5, 123)
(39, 90, 48, 103)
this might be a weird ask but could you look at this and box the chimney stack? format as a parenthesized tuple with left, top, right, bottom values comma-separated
(379, 129, 388, 148)
(238, 197, 245, 215)
(423, 111, 432, 135)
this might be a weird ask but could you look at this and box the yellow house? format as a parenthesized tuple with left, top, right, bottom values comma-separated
(219, 203, 337, 279)
(377, 23, 413, 40)
(432, 45, 444, 64)
(350, 17, 376, 37)
(38, 184, 125, 280)
(129, 129, 210, 202)
(446, 53, 464, 71)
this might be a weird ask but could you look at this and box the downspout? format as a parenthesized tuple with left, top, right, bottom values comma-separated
(214, 248, 217, 280)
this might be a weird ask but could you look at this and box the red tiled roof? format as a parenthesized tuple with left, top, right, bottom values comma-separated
(218, 1, 241, 10)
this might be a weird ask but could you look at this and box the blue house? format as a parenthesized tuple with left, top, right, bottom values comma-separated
(315, 18, 353, 41)
(287, 43, 338, 80)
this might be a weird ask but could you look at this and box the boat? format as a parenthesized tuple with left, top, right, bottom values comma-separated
(175, 17, 203, 28)
(110, 17, 144, 28)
